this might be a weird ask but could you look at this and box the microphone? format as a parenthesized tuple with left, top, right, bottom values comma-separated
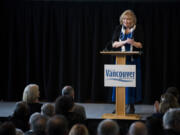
(103, 41, 113, 51)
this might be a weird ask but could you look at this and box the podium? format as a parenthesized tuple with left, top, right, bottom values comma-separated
(100, 51, 141, 120)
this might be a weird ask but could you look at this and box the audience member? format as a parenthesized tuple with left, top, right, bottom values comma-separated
(29, 112, 42, 127)
(166, 86, 180, 104)
(97, 119, 119, 135)
(69, 124, 89, 135)
(22, 84, 42, 116)
(9, 101, 30, 132)
(0, 121, 16, 135)
(30, 115, 47, 135)
(61, 85, 86, 119)
(153, 93, 179, 120)
(160, 93, 179, 107)
(41, 103, 55, 119)
(55, 96, 85, 129)
(46, 115, 68, 135)
(3, 85, 179, 135)
(154, 88, 180, 113)
(145, 116, 164, 135)
(128, 121, 147, 135)
(25, 112, 41, 135)
(163, 108, 180, 135)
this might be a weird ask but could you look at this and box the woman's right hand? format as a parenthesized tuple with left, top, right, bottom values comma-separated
(112, 41, 127, 48)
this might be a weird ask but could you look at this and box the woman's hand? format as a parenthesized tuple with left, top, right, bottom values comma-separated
(127, 38, 143, 48)
(112, 41, 127, 48)
(126, 38, 134, 44)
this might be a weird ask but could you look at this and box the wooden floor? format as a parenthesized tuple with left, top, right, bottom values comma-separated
(0, 102, 154, 120)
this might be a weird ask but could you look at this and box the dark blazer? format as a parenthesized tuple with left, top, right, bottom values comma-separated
(105, 25, 144, 52)
(28, 103, 42, 116)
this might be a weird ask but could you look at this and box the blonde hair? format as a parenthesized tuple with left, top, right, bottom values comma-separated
(22, 84, 39, 103)
(69, 124, 89, 135)
(119, 9, 137, 26)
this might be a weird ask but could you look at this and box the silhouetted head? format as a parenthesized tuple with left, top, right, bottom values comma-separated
(46, 115, 68, 135)
(61, 85, 75, 99)
(55, 95, 74, 115)
(128, 121, 147, 135)
(97, 119, 119, 135)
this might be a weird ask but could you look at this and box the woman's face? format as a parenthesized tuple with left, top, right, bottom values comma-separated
(122, 15, 134, 28)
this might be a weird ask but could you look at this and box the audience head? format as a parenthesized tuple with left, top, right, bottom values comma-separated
(145, 116, 163, 135)
(128, 121, 147, 135)
(159, 93, 179, 113)
(31, 115, 47, 135)
(163, 108, 180, 132)
(97, 119, 119, 135)
(166, 86, 180, 100)
(69, 124, 89, 135)
(29, 112, 42, 128)
(41, 103, 55, 118)
(55, 95, 74, 115)
(0, 122, 16, 135)
(61, 85, 75, 98)
(23, 84, 40, 103)
(46, 115, 68, 135)
(160, 92, 178, 104)
(12, 101, 29, 118)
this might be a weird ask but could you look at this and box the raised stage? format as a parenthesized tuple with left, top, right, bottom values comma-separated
(0, 102, 154, 119)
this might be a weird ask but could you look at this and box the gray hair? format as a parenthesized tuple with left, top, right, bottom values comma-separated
(163, 108, 180, 130)
(31, 115, 47, 133)
(61, 86, 74, 97)
(97, 119, 119, 135)
(29, 112, 41, 126)
(41, 103, 55, 118)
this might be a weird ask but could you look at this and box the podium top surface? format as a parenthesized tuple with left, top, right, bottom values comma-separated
(100, 51, 141, 56)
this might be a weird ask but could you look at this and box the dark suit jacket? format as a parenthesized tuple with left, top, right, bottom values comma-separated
(105, 25, 144, 52)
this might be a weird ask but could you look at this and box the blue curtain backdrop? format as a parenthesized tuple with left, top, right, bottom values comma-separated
(2, 0, 180, 103)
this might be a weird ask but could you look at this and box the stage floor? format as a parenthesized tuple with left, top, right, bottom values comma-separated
(0, 102, 154, 120)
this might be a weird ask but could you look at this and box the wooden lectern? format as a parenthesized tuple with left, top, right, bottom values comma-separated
(100, 51, 141, 120)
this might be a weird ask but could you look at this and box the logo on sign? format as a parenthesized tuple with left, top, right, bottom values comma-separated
(104, 65, 136, 87)
(105, 70, 135, 82)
